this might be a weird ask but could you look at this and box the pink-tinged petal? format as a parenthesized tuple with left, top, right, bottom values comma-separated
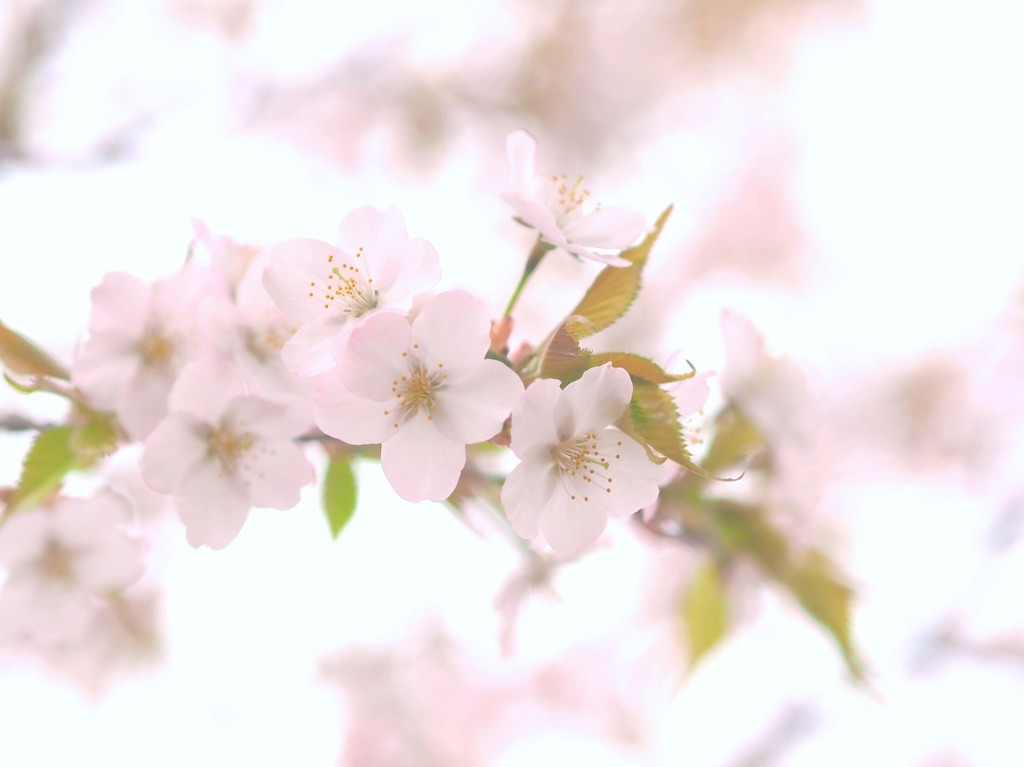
(591, 429, 662, 517)
(141, 413, 209, 494)
(673, 370, 714, 419)
(336, 206, 409, 265)
(72, 335, 142, 408)
(561, 205, 646, 251)
(411, 291, 490, 374)
(507, 130, 539, 199)
(18, 579, 95, 645)
(719, 309, 763, 396)
(313, 372, 392, 444)
(500, 449, 559, 540)
(224, 396, 306, 440)
(502, 193, 568, 248)
(334, 311, 411, 400)
(52, 491, 133, 548)
(539, 488, 608, 555)
(563, 242, 632, 267)
(176, 461, 250, 549)
(554, 364, 632, 438)
(168, 356, 245, 422)
(75, 536, 144, 591)
(263, 238, 349, 323)
(239, 440, 314, 509)
(509, 377, 561, 457)
(380, 416, 465, 502)
(117, 367, 176, 440)
(374, 238, 441, 306)
(86, 272, 152, 337)
(0, 511, 51, 567)
(432, 360, 523, 444)
(281, 320, 345, 377)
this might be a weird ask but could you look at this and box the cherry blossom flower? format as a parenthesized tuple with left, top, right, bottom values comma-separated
(0, 491, 144, 646)
(314, 290, 523, 502)
(190, 218, 261, 296)
(501, 364, 662, 554)
(503, 129, 647, 266)
(73, 268, 211, 439)
(141, 355, 315, 549)
(262, 205, 441, 376)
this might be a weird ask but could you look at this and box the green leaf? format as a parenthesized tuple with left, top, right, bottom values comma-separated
(69, 413, 120, 467)
(681, 558, 729, 670)
(322, 457, 358, 539)
(627, 381, 717, 479)
(0, 320, 69, 380)
(566, 205, 672, 339)
(537, 317, 593, 383)
(591, 351, 695, 384)
(700, 405, 764, 474)
(5, 426, 75, 514)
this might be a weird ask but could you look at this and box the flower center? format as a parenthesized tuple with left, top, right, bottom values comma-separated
(138, 329, 175, 368)
(549, 173, 592, 224)
(38, 540, 76, 583)
(308, 247, 378, 318)
(553, 431, 620, 502)
(209, 424, 254, 471)
(383, 347, 449, 429)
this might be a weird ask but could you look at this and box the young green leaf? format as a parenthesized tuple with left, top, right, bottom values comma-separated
(322, 457, 358, 539)
(5, 426, 75, 515)
(627, 381, 718, 479)
(591, 351, 695, 385)
(681, 558, 730, 671)
(537, 317, 593, 383)
(0, 320, 70, 380)
(566, 205, 672, 339)
(69, 413, 120, 467)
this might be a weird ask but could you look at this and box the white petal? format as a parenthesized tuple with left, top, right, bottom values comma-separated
(500, 449, 559, 540)
(168, 355, 245, 422)
(561, 206, 646, 250)
(176, 461, 250, 550)
(673, 370, 714, 419)
(432, 359, 523, 444)
(224, 396, 307, 440)
(336, 206, 408, 264)
(238, 440, 314, 509)
(263, 238, 349, 324)
(506, 130, 539, 199)
(87, 272, 152, 336)
(539, 488, 608, 555)
(52, 491, 133, 547)
(141, 413, 210, 494)
(380, 416, 465, 502)
(313, 371, 392, 444)
(334, 310, 411, 400)
(411, 291, 490, 374)
(563, 242, 632, 267)
(374, 238, 441, 306)
(117, 367, 176, 440)
(281, 320, 345, 377)
(72, 334, 141, 407)
(75, 536, 144, 591)
(502, 193, 568, 249)
(0, 511, 51, 567)
(509, 377, 561, 457)
(589, 429, 662, 518)
(554, 364, 632, 438)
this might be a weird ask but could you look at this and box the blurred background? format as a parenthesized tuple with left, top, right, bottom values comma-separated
(0, 0, 1023, 764)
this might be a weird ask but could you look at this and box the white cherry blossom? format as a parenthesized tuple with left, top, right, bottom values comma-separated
(141, 355, 315, 549)
(314, 290, 523, 502)
(0, 491, 144, 646)
(262, 205, 441, 376)
(73, 267, 211, 439)
(503, 129, 647, 267)
(501, 364, 662, 554)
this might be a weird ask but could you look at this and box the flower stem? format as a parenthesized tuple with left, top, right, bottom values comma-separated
(503, 237, 553, 317)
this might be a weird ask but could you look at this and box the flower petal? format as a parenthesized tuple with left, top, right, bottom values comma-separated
(176, 460, 250, 549)
(380, 416, 465, 502)
(411, 291, 490, 374)
(334, 310, 411, 400)
(509, 377, 561, 457)
(263, 238, 350, 324)
(75, 536, 144, 591)
(86, 272, 152, 337)
(0, 511, 50, 567)
(554, 364, 632, 438)
(281, 319, 345, 377)
(313, 371, 392, 444)
(239, 440, 314, 509)
(561, 205, 646, 250)
(539, 488, 608, 555)
(141, 413, 209, 494)
(500, 448, 558, 540)
(432, 359, 522, 444)
(117, 366, 176, 440)
(168, 355, 246, 422)
(507, 129, 539, 199)
(590, 429, 662, 517)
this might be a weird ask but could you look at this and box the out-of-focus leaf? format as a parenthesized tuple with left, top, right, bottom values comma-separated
(5, 426, 75, 515)
(537, 317, 593, 383)
(681, 558, 729, 670)
(591, 351, 695, 384)
(567, 205, 672, 338)
(69, 413, 119, 467)
(628, 381, 717, 479)
(700, 405, 764, 474)
(0, 320, 69, 380)
(323, 457, 358, 539)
